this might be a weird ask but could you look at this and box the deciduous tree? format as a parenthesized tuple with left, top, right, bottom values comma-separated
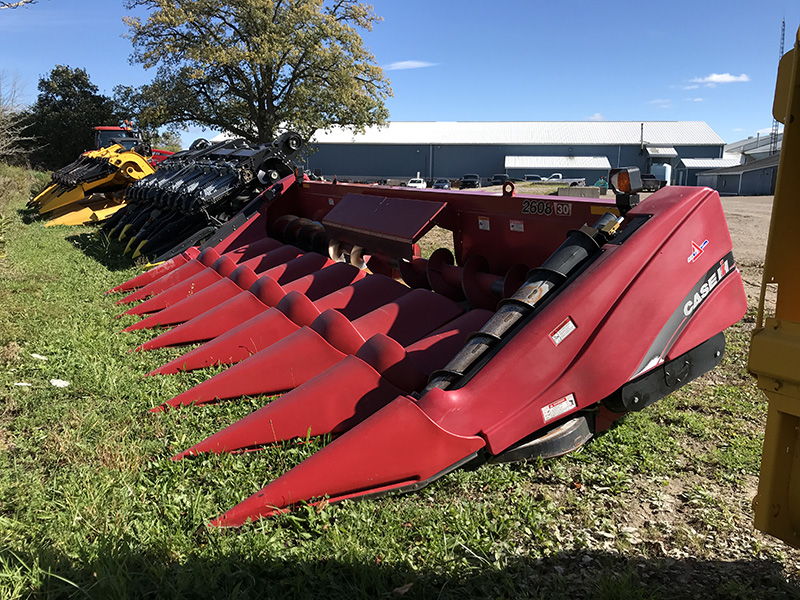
(0, 72, 30, 163)
(24, 66, 119, 170)
(150, 130, 183, 152)
(124, 0, 392, 143)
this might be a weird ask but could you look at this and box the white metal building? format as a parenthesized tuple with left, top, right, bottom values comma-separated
(303, 121, 726, 185)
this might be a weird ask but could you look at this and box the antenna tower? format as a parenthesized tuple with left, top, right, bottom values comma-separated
(769, 18, 786, 155)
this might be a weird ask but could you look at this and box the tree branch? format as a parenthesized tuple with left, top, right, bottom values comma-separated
(0, 0, 36, 8)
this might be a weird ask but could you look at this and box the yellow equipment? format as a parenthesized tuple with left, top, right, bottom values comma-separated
(28, 144, 155, 226)
(749, 25, 800, 548)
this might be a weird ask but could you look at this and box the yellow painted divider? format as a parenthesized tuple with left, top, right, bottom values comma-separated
(749, 26, 800, 548)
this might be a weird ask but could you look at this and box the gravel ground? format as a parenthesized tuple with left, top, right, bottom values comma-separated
(720, 195, 775, 308)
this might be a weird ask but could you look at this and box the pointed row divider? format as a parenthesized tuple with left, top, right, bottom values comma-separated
(153, 288, 465, 410)
(119, 244, 304, 319)
(105, 246, 200, 295)
(123, 252, 334, 333)
(209, 397, 486, 527)
(173, 308, 494, 459)
(147, 273, 411, 376)
(136, 262, 366, 352)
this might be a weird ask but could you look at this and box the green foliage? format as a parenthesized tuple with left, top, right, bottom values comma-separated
(122, 0, 392, 142)
(148, 129, 183, 152)
(22, 66, 120, 170)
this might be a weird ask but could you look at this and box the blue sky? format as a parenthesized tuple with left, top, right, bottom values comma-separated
(1, 0, 797, 146)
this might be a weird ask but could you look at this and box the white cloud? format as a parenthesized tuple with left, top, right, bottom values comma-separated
(384, 60, 437, 71)
(684, 97, 704, 102)
(648, 98, 673, 109)
(586, 113, 605, 121)
(682, 84, 700, 90)
(690, 73, 750, 87)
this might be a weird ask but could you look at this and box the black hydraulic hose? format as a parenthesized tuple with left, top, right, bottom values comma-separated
(425, 212, 621, 392)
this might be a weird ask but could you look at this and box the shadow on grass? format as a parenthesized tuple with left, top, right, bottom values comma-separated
(6, 543, 797, 600)
(65, 232, 138, 272)
(15, 205, 137, 272)
(17, 206, 43, 226)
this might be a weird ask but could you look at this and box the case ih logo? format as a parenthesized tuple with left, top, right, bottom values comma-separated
(687, 239, 709, 263)
(683, 258, 732, 317)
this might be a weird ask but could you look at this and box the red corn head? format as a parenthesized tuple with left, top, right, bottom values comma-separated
(112, 177, 749, 530)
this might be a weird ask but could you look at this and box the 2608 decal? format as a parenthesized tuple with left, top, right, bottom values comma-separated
(521, 199, 572, 217)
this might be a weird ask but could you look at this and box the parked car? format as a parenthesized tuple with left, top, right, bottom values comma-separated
(432, 178, 451, 189)
(487, 173, 511, 186)
(460, 173, 481, 188)
(407, 178, 427, 189)
(523, 174, 543, 182)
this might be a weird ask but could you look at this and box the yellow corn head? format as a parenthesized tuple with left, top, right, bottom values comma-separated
(28, 144, 155, 226)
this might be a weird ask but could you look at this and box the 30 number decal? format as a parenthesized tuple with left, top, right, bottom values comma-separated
(554, 202, 572, 216)
(521, 200, 572, 216)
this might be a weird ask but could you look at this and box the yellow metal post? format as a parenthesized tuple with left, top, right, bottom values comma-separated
(750, 27, 800, 548)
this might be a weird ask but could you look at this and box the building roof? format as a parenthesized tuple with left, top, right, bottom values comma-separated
(645, 146, 678, 158)
(697, 153, 781, 175)
(505, 156, 611, 170)
(680, 157, 742, 169)
(310, 121, 724, 147)
(724, 132, 783, 154)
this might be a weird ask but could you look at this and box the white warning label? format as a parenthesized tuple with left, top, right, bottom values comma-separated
(541, 393, 577, 423)
(549, 317, 576, 346)
(509, 220, 524, 232)
(478, 216, 490, 231)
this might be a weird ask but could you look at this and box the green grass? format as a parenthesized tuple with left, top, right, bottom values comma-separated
(0, 164, 798, 599)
